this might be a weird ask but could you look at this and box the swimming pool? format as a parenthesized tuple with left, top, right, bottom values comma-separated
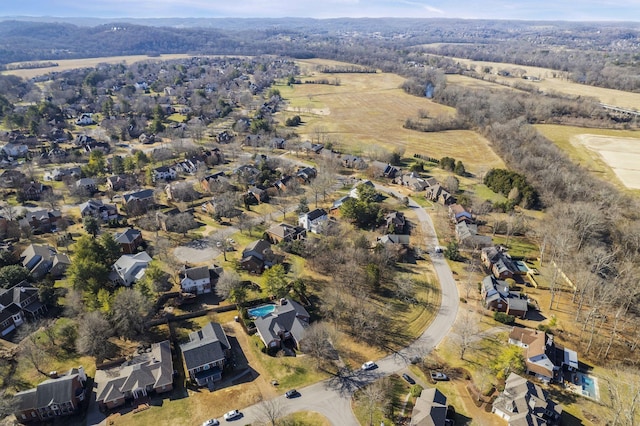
(582, 375, 596, 397)
(248, 304, 276, 318)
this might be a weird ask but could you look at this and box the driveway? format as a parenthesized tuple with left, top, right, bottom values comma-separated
(234, 184, 460, 425)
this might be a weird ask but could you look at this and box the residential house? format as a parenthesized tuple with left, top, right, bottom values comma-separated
(492, 373, 562, 426)
(273, 175, 293, 192)
(174, 157, 204, 175)
(95, 340, 173, 410)
(425, 183, 455, 205)
(481, 246, 520, 280)
(75, 113, 94, 126)
(350, 179, 376, 199)
(181, 266, 211, 295)
(481, 275, 528, 318)
(1, 143, 29, 158)
(82, 140, 110, 154)
(139, 133, 156, 144)
(300, 141, 324, 154)
(156, 208, 196, 233)
(455, 222, 492, 249)
(298, 208, 328, 234)
(79, 199, 118, 222)
(21, 244, 70, 278)
(410, 388, 449, 426)
(509, 327, 578, 383)
(122, 189, 155, 213)
(114, 228, 143, 254)
(0, 169, 27, 188)
(234, 164, 260, 184)
(0, 282, 48, 337)
(240, 239, 274, 273)
(254, 299, 310, 350)
(247, 186, 268, 204)
(341, 155, 367, 170)
(448, 204, 474, 224)
(75, 178, 97, 194)
(397, 172, 430, 191)
(386, 211, 407, 234)
(270, 137, 286, 149)
(13, 367, 88, 423)
(180, 322, 232, 386)
(106, 174, 134, 191)
(376, 234, 411, 246)
(266, 223, 306, 244)
(152, 165, 178, 182)
(44, 167, 81, 182)
(200, 171, 227, 193)
(19, 209, 62, 234)
(370, 161, 399, 178)
(109, 251, 152, 286)
(331, 195, 353, 211)
(217, 131, 233, 144)
(21, 181, 48, 201)
(296, 167, 317, 183)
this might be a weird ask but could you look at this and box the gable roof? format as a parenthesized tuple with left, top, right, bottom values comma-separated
(96, 341, 172, 405)
(123, 189, 154, 204)
(183, 266, 210, 281)
(304, 208, 328, 222)
(114, 228, 142, 245)
(180, 322, 230, 371)
(493, 373, 562, 426)
(14, 368, 84, 412)
(254, 299, 310, 346)
(410, 388, 448, 426)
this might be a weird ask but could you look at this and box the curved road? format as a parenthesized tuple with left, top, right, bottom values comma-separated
(235, 185, 460, 425)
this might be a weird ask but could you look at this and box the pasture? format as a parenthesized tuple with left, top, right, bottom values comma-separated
(281, 59, 505, 173)
(428, 53, 640, 110)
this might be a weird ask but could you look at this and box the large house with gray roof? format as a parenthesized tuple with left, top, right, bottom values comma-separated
(180, 266, 211, 295)
(0, 282, 48, 337)
(492, 372, 562, 426)
(410, 388, 449, 426)
(254, 299, 310, 350)
(20, 244, 70, 279)
(13, 367, 88, 423)
(481, 275, 528, 319)
(180, 322, 231, 386)
(109, 251, 152, 286)
(95, 341, 173, 410)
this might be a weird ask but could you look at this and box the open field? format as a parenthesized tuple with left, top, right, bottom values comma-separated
(536, 124, 640, 192)
(278, 59, 505, 174)
(1, 54, 193, 79)
(430, 54, 640, 110)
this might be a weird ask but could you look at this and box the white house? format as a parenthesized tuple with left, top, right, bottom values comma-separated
(298, 208, 328, 234)
(181, 266, 211, 295)
(110, 251, 152, 286)
(75, 113, 95, 126)
(152, 165, 178, 182)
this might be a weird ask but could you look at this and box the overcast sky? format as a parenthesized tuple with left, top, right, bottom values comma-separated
(2, 0, 640, 21)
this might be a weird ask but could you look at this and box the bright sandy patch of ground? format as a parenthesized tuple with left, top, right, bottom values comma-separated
(2, 54, 193, 79)
(572, 134, 640, 189)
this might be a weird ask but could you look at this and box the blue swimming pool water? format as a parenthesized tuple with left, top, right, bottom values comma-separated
(582, 375, 596, 397)
(248, 304, 276, 318)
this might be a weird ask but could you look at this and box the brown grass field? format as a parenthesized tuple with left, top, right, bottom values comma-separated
(280, 59, 505, 174)
(426, 53, 640, 110)
(1, 54, 193, 79)
(536, 124, 640, 192)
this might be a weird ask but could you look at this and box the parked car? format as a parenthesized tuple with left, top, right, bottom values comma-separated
(431, 371, 449, 381)
(285, 389, 299, 398)
(223, 410, 241, 421)
(361, 361, 377, 370)
(202, 419, 220, 426)
(402, 373, 415, 384)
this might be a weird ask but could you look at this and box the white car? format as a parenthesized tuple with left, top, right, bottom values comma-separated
(223, 410, 241, 421)
(202, 419, 220, 426)
(361, 361, 377, 370)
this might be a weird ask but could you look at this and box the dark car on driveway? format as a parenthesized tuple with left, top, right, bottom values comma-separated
(402, 373, 415, 384)
(285, 389, 299, 398)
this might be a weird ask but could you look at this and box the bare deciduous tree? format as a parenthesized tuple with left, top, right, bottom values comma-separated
(76, 311, 113, 361)
(453, 310, 478, 360)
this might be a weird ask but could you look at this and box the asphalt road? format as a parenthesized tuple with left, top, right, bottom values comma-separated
(234, 185, 460, 425)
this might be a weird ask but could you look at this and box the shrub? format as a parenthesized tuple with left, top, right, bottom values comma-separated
(494, 311, 515, 324)
(410, 384, 424, 398)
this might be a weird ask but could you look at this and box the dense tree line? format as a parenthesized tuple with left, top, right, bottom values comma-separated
(483, 168, 539, 209)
